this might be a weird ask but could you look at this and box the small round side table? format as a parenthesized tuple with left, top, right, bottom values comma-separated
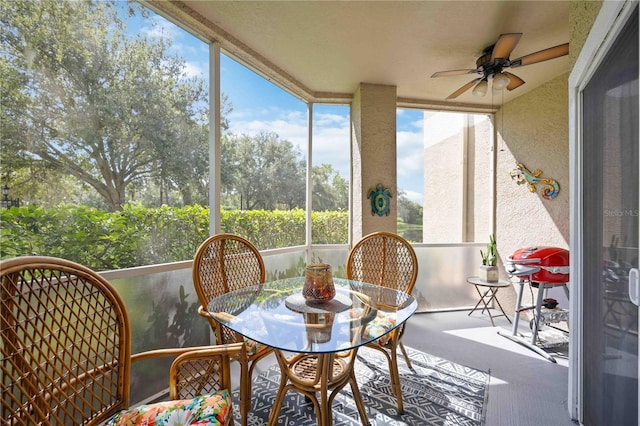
(466, 277, 513, 326)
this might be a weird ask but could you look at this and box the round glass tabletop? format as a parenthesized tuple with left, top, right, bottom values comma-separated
(204, 276, 417, 353)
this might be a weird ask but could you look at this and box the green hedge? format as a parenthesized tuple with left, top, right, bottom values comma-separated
(0, 204, 348, 271)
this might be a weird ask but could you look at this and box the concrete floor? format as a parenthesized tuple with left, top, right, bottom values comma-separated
(402, 310, 576, 426)
(242, 308, 576, 426)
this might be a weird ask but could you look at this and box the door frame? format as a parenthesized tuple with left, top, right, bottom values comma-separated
(568, 1, 639, 423)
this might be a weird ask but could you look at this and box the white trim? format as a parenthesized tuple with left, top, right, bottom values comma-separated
(99, 260, 192, 280)
(568, 1, 639, 423)
(306, 103, 313, 263)
(210, 42, 221, 235)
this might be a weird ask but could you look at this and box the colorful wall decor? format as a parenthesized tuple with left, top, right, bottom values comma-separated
(367, 183, 392, 216)
(510, 162, 560, 200)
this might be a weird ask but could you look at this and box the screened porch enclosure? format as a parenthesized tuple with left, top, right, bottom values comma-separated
(104, 243, 487, 405)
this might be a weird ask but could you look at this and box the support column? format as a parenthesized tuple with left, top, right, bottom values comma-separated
(350, 83, 397, 242)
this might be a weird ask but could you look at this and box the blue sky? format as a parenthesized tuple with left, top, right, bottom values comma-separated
(141, 6, 425, 204)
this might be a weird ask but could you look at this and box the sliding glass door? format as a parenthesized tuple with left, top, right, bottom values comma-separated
(581, 8, 638, 425)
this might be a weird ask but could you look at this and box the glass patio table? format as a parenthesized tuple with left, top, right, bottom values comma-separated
(203, 276, 417, 426)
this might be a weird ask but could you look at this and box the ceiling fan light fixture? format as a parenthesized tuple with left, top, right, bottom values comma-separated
(492, 72, 511, 90)
(432, 33, 569, 101)
(472, 80, 488, 97)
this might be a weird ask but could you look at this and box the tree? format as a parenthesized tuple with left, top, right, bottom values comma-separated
(1, 0, 208, 211)
(312, 164, 348, 211)
(222, 131, 306, 210)
(397, 190, 423, 224)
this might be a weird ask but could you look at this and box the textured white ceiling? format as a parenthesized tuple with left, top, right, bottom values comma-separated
(156, 1, 570, 109)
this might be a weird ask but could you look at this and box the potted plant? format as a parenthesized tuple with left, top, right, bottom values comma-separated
(479, 234, 499, 282)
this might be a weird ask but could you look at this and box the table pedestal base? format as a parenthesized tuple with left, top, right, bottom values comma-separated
(268, 350, 370, 426)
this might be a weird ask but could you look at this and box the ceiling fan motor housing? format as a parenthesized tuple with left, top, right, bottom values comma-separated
(476, 52, 509, 79)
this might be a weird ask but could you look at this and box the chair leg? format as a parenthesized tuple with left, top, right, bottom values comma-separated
(349, 370, 371, 426)
(399, 341, 412, 370)
(239, 358, 250, 426)
(268, 353, 291, 426)
(266, 378, 288, 426)
(388, 346, 404, 414)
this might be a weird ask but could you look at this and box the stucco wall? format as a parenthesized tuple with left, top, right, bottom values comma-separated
(569, 0, 604, 68)
(496, 73, 570, 256)
(494, 0, 603, 314)
(494, 73, 570, 313)
(350, 83, 398, 241)
(422, 113, 493, 243)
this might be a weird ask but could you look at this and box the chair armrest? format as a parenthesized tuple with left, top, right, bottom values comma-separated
(131, 343, 244, 400)
(198, 304, 236, 323)
(130, 342, 243, 363)
(170, 343, 244, 400)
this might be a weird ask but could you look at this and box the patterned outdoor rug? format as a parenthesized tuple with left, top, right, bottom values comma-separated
(233, 345, 490, 425)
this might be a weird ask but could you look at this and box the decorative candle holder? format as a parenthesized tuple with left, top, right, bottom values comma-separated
(303, 263, 335, 303)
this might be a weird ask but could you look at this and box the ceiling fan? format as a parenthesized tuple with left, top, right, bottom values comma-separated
(431, 33, 569, 100)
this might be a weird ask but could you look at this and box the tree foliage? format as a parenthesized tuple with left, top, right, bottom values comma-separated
(1, 0, 349, 214)
(397, 190, 423, 225)
(220, 131, 348, 211)
(312, 163, 348, 211)
(1, 0, 207, 211)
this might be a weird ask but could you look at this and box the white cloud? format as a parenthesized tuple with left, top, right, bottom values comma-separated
(182, 61, 204, 78)
(397, 128, 424, 205)
(228, 108, 351, 177)
(403, 189, 424, 205)
(228, 107, 425, 205)
(142, 16, 182, 41)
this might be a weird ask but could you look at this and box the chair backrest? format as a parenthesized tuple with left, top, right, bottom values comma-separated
(193, 233, 266, 301)
(192, 234, 265, 343)
(346, 231, 418, 295)
(1, 256, 131, 425)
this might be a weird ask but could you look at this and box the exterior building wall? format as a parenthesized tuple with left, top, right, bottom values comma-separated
(422, 113, 493, 243)
(468, 115, 494, 243)
(422, 112, 465, 242)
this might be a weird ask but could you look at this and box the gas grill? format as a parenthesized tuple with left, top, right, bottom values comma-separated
(498, 246, 570, 362)
(507, 246, 570, 284)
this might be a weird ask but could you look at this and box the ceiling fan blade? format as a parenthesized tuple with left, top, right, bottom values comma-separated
(503, 72, 525, 90)
(446, 78, 482, 100)
(431, 69, 480, 78)
(510, 43, 569, 67)
(491, 33, 523, 60)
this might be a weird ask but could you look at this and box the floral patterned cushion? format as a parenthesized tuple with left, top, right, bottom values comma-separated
(106, 391, 232, 426)
(243, 336, 263, 356)
(364, 312, 397, 346)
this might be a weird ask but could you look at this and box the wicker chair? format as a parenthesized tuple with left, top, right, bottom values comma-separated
(1, 256, 242, 426)
(193, 234, 274, 426)
(268, 348, 369, 426)
(346, 231, 418, 414)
